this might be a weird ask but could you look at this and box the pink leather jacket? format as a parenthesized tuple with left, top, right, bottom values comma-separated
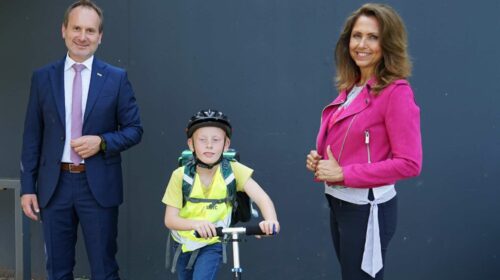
(316, 78, 422, 188)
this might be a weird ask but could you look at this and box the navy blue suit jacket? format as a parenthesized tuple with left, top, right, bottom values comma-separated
(20, 57, 143, 208)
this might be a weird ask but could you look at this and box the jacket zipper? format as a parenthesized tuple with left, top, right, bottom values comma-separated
(337, 115, 357, 164)
(365, 130, 371, 163)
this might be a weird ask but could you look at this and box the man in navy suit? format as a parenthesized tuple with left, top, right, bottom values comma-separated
(20, 1, 142, 279)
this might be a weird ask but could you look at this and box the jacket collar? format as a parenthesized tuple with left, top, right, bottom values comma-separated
(329, 76, 376, 105)
(333, 85, 371, 124)
(321, 76, 376, 126)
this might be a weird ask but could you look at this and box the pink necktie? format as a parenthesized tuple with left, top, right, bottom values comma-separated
(71, 64, 85, 165)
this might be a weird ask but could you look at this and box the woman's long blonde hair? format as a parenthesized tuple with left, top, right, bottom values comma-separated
(335, 3, 411, 93)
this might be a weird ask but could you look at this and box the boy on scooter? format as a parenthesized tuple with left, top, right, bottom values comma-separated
(162, 109, 280, 280)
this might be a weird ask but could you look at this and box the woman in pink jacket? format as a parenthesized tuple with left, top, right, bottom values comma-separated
(306, 4, 422, 280)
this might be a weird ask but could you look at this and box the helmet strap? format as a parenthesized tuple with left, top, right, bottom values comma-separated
(191, 139, 227, 169)
(194, 154, 223, 169)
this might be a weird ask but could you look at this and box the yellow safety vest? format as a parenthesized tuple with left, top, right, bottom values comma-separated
(171, 165, 233, 252)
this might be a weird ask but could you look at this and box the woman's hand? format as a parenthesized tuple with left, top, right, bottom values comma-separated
(315, 145, 344, 183)
(306, 150, 322, 172)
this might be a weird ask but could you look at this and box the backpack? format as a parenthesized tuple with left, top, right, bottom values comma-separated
(178, 148, 258, 225)
(166, 149, 258, 272)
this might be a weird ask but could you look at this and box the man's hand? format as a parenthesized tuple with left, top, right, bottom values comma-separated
(71, 135, 102, 159)
(21, 194, 39, 221)
(315, 145, 344, 183)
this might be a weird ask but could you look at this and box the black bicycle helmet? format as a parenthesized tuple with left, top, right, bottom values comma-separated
(186, 109, 232, 138)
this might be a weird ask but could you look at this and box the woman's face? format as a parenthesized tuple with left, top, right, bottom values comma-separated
(349, 15, 382, 77)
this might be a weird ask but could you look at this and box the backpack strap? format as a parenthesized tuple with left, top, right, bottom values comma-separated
(182, 161, 197, 206)
(220, 158, 236, 206)
(167, 234, 182, 273)
(185, 249, 200, 270)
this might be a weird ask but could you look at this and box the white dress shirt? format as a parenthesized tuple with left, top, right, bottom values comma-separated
(61, 55, 94, 163)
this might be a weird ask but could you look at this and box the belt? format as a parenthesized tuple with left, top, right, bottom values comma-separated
(61, 163, 86, 173)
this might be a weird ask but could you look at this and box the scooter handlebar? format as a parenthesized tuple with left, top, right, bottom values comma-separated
(194, 225, 273, 238)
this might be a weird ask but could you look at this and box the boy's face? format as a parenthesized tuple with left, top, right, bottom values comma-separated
(188, 126, 230, 165)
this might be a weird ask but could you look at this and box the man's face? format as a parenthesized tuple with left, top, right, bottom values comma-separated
(62, 6, 102, 62)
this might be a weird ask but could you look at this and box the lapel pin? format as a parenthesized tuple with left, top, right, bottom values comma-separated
(97, 72, 103, 77)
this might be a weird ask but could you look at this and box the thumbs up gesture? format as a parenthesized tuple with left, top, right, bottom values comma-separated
(315, 145, 344, 183)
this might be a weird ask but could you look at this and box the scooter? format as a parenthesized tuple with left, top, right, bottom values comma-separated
(196, 225, 276, 279)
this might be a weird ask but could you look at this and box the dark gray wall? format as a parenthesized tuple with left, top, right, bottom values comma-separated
(1, 0, 499, 279)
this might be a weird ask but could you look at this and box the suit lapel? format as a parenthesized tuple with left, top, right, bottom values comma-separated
(49, 59, 66, 128)
(84, 59, 107, 124)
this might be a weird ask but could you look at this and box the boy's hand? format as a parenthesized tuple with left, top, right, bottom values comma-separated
(192, 220, 217, 239)
(259, 220, 280, 236)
